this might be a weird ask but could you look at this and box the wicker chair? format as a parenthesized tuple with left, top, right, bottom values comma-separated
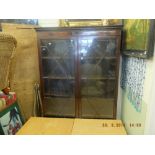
(0, 32, 17, 90)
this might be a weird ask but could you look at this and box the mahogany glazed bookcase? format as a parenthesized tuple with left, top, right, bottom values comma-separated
(36, 26, 122, 119)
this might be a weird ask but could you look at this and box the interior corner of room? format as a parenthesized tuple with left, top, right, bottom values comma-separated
(0, 19, 155, 135)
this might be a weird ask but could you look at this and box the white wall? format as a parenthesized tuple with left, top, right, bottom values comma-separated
(144, 45, 155, 134)
(119, 46, 155, 134)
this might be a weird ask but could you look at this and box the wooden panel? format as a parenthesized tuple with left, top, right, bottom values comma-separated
(72, 119, 126, 135)
(37, 31, 72, 39)
(35, 26, 122, 32)
(16, 117, 74, 135)
(37, 30, 121, 39)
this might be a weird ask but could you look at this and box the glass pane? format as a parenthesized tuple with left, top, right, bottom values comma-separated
(79, 38, 116, 58)
(44, 79, 74, 97)
(41, 39, 74, 57)
(80, 38, 117, 118)
(40, 39, 76, 117)
(81, 79, 115, 98)
(42, 58, 74, 77)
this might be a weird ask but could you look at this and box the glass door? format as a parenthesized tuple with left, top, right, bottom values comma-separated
(79, 37, 117, 118)
(40, 39, 76, 117)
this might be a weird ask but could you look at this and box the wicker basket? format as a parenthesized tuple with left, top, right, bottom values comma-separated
(0, 32, 17, 90)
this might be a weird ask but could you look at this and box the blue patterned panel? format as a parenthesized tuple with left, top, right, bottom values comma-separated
(121, 56, 146, 112)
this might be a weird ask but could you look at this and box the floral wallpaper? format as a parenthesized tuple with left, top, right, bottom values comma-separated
(121, 56, 146, 112)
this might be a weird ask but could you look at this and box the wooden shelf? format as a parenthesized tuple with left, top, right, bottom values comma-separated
(41, 56, 72, 59)
(41, 56, 116, 60)
(81, 94, 114, 98)
(42, 76, 115, 80)
(81, 77, 116, 80)
(81, 56, 116, 60)
(42, 76, 75, 80)
(44, 93, 73, 97)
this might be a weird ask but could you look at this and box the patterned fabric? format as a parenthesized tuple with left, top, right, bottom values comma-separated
(120, 56, 146, 112)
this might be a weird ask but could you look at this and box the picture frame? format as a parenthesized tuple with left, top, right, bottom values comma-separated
(59, 19, 123, 27)
(122, 19, 155, 58)
(0, 102, 24, 135)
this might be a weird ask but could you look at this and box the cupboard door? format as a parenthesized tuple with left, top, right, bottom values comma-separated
(79, 37, 118, 118)
(40, 38, 76, 117)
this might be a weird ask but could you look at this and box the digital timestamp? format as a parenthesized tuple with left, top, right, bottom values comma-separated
(102, 123, 142, 128)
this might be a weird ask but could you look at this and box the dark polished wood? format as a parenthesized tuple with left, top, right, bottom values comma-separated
(35, 26, 122, 31)
(36, 26, 122, 119)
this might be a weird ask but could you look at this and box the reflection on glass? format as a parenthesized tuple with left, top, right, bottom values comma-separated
(80, 39, 116, 58)
(42, 59, 74, 77)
